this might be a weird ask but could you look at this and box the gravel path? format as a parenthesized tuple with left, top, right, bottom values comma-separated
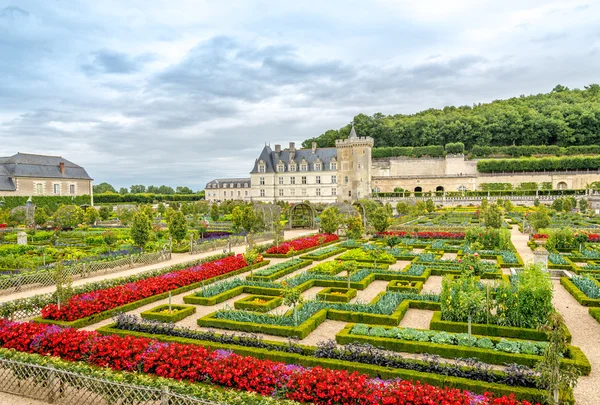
(399, 309, 434, 329)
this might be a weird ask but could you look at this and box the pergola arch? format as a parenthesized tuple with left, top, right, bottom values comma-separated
(253, 203, 281, 231)
(289, 202, 316, 229)
(352, 201, 368, 229)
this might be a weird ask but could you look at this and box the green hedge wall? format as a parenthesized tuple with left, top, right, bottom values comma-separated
(560, 277, 600, 307)
(336, 324, 590, 374)
(372, 145, 445, 159)
(472, 145, 600, 158)
(430, 312, 572, 342)
(1, 196, 91, 212)
(477, 156, 600, 173)
(589, 307, 600, 324)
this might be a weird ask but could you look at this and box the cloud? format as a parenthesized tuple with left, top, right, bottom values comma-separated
(81, 48, 156, 75)
(1, 0, 599, 190)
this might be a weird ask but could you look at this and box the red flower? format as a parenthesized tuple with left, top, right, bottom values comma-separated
(266, 234, 339, 255)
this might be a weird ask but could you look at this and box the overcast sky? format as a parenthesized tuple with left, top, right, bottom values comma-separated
(1, 1, 599, 191)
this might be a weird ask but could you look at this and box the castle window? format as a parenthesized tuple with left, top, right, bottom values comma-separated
(316, 176, 321, 184)
(245, 191, 248, 196)
(53, 184, 60, 195)
(331, 175, 337, 184)
(290, 189, 295, 196)
(35, 183, 43, 195)
(315, 163, 322, 171)
(302, 189, 307, 196)
(291, 177, 296, 185)
(260, 177, 265, 185)
(332, 188, 337, 196)
(237, 183, 240, 188)
(70, 184, 75, 194)
(277, 164, 285, 172)
(344, 176, 349, 184)
(316, 188, 321, 196)
(260, 189, 265, 197)
(259, 165, 265, 173)
(300, 164, 307, 172)
(290, 164, 296, 172)
(331, 162, 337, 170)
(302, 176, 307, 185)
(278, 177, 284, 185)
(279, 189, 284, 197)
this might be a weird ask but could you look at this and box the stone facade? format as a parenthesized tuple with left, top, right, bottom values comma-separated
(0, 153, 93, 199)
(204, 178, 251, 203)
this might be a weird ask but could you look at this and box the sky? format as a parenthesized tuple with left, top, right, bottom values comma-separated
(1, 0, 599, 191)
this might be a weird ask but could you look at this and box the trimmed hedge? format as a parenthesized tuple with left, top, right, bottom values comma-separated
(589, 307, 600, 324)
(560, 277, 600, 306)
(386, 280, 423, 293)
(477, 156, 600, 173)
(33, 260, 270, 328)
(247, 259, 312, 282)
(472, 144, 600, 158)
(372, 145, 445, 159)
(430, 312, 572, 343)
(140, 304, 196, 322)
(0, 195, 92, 212)
(336, 324, 590, 375)
(95, 193, 204, 203)
(234, 295, 283, 312)
(299, 247, 346, 261)
(316, 287, 357, 303)
(97, 323, 568, 404)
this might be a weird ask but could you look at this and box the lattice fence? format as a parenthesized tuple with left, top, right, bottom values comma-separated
(0, 357, 224, 405)
(189, 232, 277, 255)
(0, 249, 172, 296)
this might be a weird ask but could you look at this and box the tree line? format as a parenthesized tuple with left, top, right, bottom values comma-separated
(302, 84, 600, 150)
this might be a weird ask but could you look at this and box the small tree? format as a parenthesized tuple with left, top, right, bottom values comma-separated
(370, 206, 392, 233)
(102, 230, 117, 250)
(83, 207, 99, 225)
(169, 211, 188, 243)
(346, 215, 364, 240)
(341, 260, 357, 289)
(425, 199, 436, 213)
(534, 198, 541, 207)
(503, 200, 514, 212)
(530, 205, 551, 232)
(273, 220, 285, 248)
(54, 261, 73, 310)
(536, 312, 580, 404)
(157, 202, 166, 216)
(243, 248, 259, 278)
(562, 198, 573, 213)
(241, 206, 259, 233)
(483, 203, 503, 228)
(34, 207, 48, 227)
(319, 207, 342, 234)
(198, 220, 208, 239)
(98, 206, 111, 221)
(396, 201, 409, 215)
(131, 211, 152, 248)
(116, 207, 135, 226)
(210, 203, 220, 222)
(53, 205, 84, 229)
(551, 198, 564, 212)
(231, 206, 243, 232)
(579, 198, 588, 213)
(282, 283, 304, 326)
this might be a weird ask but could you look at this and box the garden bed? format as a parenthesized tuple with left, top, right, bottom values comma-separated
(316, 287, 357, 303)
(386, 280, 423, 293)
(233, 295, 283, 312)
(140, 304, 196, 322)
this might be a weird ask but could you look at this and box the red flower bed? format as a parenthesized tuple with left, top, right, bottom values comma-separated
(588, 233, 600, 242)
(0, 224, 6, 228)
(266, 234, 339, 255)
(378, 231, 465, 240)
(41, 254, 254, 322)
(0, 320, 538, 405)
(532, 234, 548, 240)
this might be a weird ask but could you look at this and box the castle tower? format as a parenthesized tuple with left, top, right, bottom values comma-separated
(335, 125, 374, 201)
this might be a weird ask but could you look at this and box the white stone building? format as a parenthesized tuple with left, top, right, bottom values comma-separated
(204, 178, 251, 203)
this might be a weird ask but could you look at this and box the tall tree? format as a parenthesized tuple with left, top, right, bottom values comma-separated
(131, 212, 152, 248)
(93, 182, 116, 194)
(169, 211, 188, 242)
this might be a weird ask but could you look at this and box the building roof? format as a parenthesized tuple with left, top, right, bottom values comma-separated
(250, 145, 337, 174)
(205, 178, 251, 189)
(0, 165, 15, 191)
(0, 153, 93, 181)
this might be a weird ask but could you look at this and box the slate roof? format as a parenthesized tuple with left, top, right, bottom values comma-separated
(0, 153, 93, 182)
(0, 165, 15, 191)
(205, 178, 251, 189)
(250, 145, 337, 174)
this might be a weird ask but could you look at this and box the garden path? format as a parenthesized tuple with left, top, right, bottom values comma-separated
(0, 229, 314, 304)
(510, 226, 599, 405)
(399, 309, 433, 329)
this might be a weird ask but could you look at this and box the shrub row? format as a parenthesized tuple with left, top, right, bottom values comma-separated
(0, 196, 91, 212)
(430, 312, 572, 343)
(477, 156, 600, 173)
(472, 145, 600, 158)
(336, 324, 590, 374)
(560, 277, 600, 307)
(589, 307, 600, 324)
(248, 259, 312, 282)
(299, 247, 346, 261)
(372, 145, 445, 159)
(94, 193, 204, 203)
(316, 287, 357, 303)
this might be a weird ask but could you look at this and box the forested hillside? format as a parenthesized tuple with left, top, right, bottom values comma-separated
(302, 85, 600, 150)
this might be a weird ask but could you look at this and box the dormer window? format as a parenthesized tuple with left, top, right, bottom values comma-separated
(277, 163, 285, 172)
(237, 183, 240, 188)
(315, 163, 322, 171)
(290, 164, 297, 172)
(300, 164, 307, 172)
(331, 162, 337, 170)
(258, 160, 266, 173)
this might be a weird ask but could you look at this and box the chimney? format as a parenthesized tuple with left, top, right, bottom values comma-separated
(275, 144, 281, 153)
(59, 162, 65, 174)
(312, 142, 317, 153)
(289, 142, 295, 151)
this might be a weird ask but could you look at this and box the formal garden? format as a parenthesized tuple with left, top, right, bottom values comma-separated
(0, 196, 598, 405)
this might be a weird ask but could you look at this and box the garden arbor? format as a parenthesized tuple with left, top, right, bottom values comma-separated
(253, 203, 281, 231)
(288, 203, 316, 229)
(352, 201, 368, 229)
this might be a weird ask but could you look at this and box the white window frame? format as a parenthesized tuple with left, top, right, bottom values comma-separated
(316, 176, 321, 184)
(300, 164, 307, 172)
(260, 177, 265, 185)
(279, 189, 284, 197)
(301, 176, 307, 185)
(332, 188, 337, 196)
(278, 177, 284, 185)
(290, 177, 296, 185)
(53, 183, 61, 195)
(260, 189, 265, 197)
(316, 188, 321, 196)
(302, 188, 307, 196)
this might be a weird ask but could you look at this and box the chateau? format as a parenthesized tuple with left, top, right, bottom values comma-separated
(205, 127, 600, 203)
(0, 153, 93, 198)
